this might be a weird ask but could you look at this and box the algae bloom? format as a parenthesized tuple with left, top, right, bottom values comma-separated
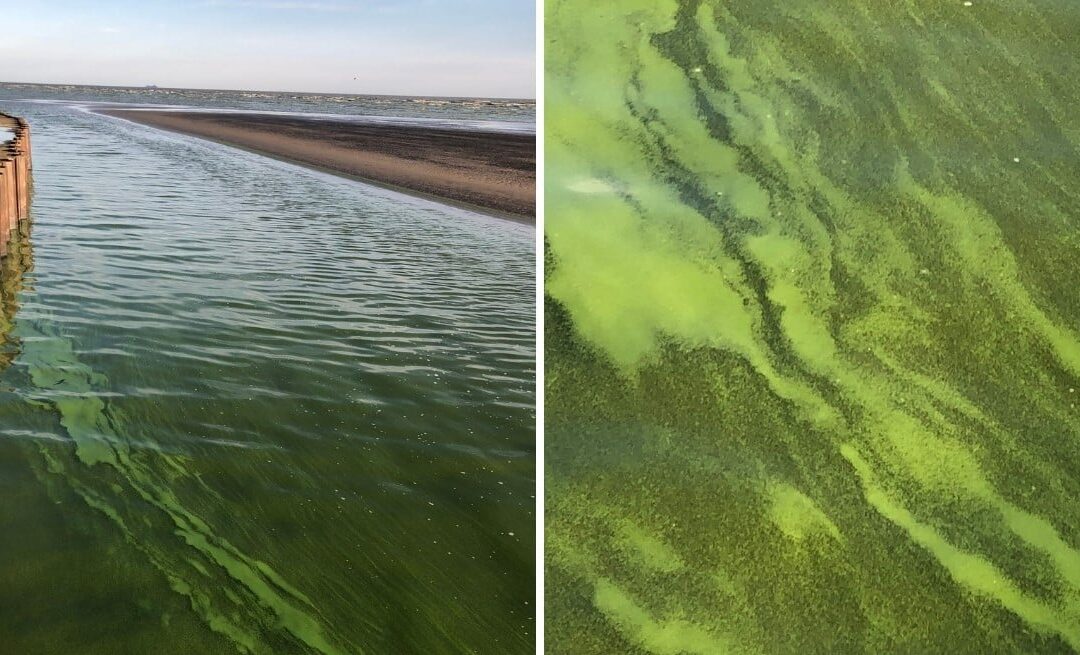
(546, 1, 1080, 652)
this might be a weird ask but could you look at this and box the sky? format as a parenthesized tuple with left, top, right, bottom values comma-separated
(0, 0, 535, 98)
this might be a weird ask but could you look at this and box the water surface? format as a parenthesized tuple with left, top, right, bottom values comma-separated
(546, 1, 1080, 653)
(0, 100, 534, 654)
(0, 82, 535, 126)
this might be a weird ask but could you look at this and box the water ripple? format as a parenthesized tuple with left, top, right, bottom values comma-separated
(0, 100, 534, 653)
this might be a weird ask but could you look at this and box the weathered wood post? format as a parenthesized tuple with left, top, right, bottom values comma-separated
(3, 147, 20, 229)
(0, 157, 14, 239)
(0, 113, 33, 257)
(0, 162, 9, 256)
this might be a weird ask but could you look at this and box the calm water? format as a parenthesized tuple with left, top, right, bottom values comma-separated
(0, 82, 535, 126)
(547, 1, 1080, 653)
(0, 100, 534, 653)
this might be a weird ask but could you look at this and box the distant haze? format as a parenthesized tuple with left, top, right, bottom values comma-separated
(0, 0, 535, 98)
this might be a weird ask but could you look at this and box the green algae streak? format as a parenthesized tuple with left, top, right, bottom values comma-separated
(545, 1, 1080, 652)
(2, 223, 348, 654)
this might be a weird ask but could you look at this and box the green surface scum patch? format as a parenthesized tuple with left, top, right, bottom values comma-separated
(16, 316, 350, 655)
(546, 1, 1080, 653)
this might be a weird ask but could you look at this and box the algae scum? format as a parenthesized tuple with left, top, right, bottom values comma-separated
(545, 1, 1080, 652)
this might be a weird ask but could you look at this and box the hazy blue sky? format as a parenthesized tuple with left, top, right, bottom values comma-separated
(0, 0, 535, 98)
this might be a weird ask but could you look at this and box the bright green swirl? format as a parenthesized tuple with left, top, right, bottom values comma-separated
(13, 300, 354, 654)
(546, 1, 1080, 652)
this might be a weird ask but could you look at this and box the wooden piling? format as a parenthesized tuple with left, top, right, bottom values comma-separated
(0, 112, 32, 257)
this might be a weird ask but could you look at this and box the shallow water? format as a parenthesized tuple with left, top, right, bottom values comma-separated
(546, 1, 1080, 653)
(0, 100, 534, 653)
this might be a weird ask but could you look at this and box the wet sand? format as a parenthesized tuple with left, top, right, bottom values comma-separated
(100, 110, 535, 221)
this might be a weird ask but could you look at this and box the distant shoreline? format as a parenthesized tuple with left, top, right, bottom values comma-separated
(0, 80, 536, 103)
(99, 109, 536, 221)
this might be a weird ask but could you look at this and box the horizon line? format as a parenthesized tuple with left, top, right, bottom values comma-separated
(0, 79, 537, 103)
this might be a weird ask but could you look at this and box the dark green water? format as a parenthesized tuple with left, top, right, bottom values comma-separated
(546, 1, 1080, 653)
(0, 102, 534, 653)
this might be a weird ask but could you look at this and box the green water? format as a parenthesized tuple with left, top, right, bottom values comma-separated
(545, 1, 1080, 652)
(0, 103, 534, 653)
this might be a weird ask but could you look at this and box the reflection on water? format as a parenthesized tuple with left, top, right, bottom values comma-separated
(0, 213, 30, 369)
(0, 100, 534, 654)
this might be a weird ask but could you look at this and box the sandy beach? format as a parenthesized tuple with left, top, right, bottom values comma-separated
(100, 109, 535, 220)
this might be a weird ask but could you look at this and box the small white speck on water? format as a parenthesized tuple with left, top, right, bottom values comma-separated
(508, 532, 515, 537)
(1013, 157, 1021, 163)
(963, 1, 973, 6)
(692, 66, 703, 74)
